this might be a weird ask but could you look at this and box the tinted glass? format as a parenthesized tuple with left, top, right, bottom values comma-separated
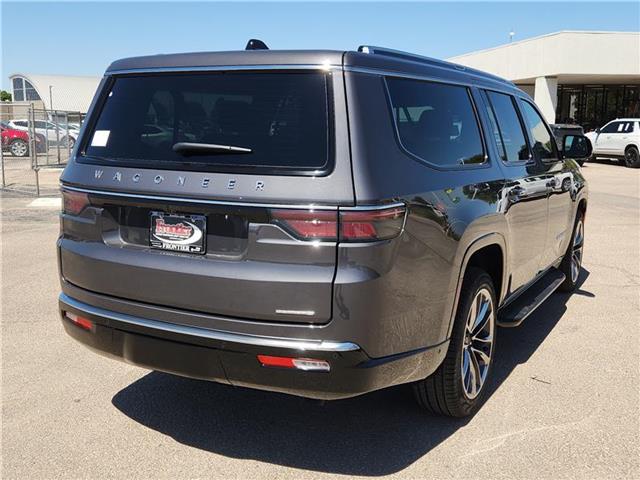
(386, 77, 485, 166)
(600, 121, 620, 133)
(82, 72, 330, 174)
(485, 91, 530, 162)
(520, 101, 557, 160)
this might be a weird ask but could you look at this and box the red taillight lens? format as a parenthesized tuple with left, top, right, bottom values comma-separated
(270, 209, 338, 240)
(340, 206, 406, 241)
(62, 190, 89, 215)
(257, 355, 330, 371)
(64, 312, 93, 331)
(269, 205, 406, 242)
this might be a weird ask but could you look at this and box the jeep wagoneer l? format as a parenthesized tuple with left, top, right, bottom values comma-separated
(58, 41, 592, 417)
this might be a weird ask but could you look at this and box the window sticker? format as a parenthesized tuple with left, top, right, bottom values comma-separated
(91, 130, 110, 147)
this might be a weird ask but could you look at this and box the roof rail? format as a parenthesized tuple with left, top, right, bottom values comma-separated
(357, 44, 516, 85)
(358, 45, 467, 70)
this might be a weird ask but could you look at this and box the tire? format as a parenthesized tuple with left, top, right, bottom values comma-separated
(559, 210, 585, 292)
(9, 138, 29, 157)
(62, 136, 76, 149)
(624, 146, 640, 168)
(413, 267, 497, 417)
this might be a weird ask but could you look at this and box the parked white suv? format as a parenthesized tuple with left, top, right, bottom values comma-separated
(7, 119, 78, 148)
(585, 118, 640, 168)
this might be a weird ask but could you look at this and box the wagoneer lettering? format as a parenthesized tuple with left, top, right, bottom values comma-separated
(58, 41, 591, 417)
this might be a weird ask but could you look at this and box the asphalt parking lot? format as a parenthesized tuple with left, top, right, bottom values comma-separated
(1, 160, 638, 479)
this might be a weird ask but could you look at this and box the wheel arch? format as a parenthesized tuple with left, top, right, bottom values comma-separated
(445, 232, 507, 339)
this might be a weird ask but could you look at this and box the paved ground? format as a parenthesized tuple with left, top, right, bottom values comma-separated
(1, 160, 638, 479)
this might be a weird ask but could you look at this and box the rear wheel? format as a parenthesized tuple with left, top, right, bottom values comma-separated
(559, 211, 585, 292)
(413, 267, 496, 417)
(10, 139, 29, 157)
(624, 146, 640, 168)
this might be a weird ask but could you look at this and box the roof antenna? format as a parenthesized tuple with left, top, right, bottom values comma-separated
(245, 39, 269, 50)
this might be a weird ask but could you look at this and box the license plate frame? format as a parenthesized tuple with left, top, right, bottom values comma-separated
(149, 212, 207, 254)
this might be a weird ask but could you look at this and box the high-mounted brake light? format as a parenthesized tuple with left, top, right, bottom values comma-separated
(257, 355, 330, 372)
(62, 190, 90, 215)
(340, 206, 406, 241)
(64, 311, 94, 331)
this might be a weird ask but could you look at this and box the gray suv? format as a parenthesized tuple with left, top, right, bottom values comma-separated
(58, 43, 592, 417)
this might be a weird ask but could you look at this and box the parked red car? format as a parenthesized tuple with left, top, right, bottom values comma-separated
(1, 121, 44, 157)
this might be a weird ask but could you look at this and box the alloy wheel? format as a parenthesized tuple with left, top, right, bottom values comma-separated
(571, 219, 584, 283)
(625, 148, 638, 167)
(461, 288, 494, 399)
(11, 141, 27, 157)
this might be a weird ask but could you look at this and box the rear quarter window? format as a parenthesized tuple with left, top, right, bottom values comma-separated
(80, 71, 332, 175)
(386, 77, 485, 167)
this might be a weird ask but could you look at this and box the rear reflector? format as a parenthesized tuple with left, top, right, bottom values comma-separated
(257, 355, 330, 372)
(62, 190, 90, 215)
(64, 312, 93, 331)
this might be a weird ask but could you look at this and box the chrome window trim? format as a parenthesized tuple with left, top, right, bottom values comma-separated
(339, 202, 406, 211)
(60, 293, 361, 352)
(106, 64, 342, 75)
(61, 184, 342, 210)
(343, 66, 517, 91)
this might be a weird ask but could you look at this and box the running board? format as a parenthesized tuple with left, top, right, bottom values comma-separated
(498, 269, 566, 327)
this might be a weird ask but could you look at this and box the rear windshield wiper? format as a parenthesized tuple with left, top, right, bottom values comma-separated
(172, 142, 253, 156)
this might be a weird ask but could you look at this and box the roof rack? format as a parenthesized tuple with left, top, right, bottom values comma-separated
(358, 45, 466, 70)
(357, 44, 514, 85)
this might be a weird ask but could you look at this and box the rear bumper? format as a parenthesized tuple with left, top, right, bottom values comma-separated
(59, 293, 448, 400)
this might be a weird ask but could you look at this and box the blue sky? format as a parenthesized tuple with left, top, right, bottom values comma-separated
(1, 1, 639, 89)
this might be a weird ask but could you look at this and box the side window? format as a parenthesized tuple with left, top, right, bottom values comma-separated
(386, 77, 485, 166)
(520, 100, 557, 160)
(600, 121, 619, 134)
(622, 122, 635, 133)
(484, 91, 530, 162)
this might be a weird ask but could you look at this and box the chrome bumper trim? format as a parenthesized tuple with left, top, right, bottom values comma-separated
(59, 293, 360, 352)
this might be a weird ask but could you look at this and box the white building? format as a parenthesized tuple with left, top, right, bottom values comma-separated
(8, 74, 101, 113)
(449, 31, 640, 129)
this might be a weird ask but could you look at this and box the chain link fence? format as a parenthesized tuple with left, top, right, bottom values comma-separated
(1, 102, 84, 195)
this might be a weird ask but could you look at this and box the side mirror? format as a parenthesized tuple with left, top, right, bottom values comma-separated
(561, 134, 592, 161)
(595, 128, 600, 134)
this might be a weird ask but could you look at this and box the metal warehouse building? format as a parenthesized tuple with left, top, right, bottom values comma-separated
(8, 74, 101, 113)
(449, 31, 640, 130)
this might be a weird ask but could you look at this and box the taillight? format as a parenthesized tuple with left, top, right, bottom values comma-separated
(340, 206, 406, 242)
(269, 205, 406, 242)
(62, 190, 89, 215)
(270, 209, 338, 240)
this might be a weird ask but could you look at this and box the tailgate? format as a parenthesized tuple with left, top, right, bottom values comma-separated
(59, 190, 337, 323)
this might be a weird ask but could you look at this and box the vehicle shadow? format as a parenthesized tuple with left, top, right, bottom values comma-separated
(112, 269, 591, 476)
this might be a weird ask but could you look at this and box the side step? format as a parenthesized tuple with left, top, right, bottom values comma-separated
(498, 269, 566, 327)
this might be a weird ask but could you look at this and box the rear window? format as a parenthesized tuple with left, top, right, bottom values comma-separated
(386, 77, 485, 167)
(80, 72, 331, 175)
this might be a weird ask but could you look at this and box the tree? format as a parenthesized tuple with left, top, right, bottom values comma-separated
(0, 90, 12, 102)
